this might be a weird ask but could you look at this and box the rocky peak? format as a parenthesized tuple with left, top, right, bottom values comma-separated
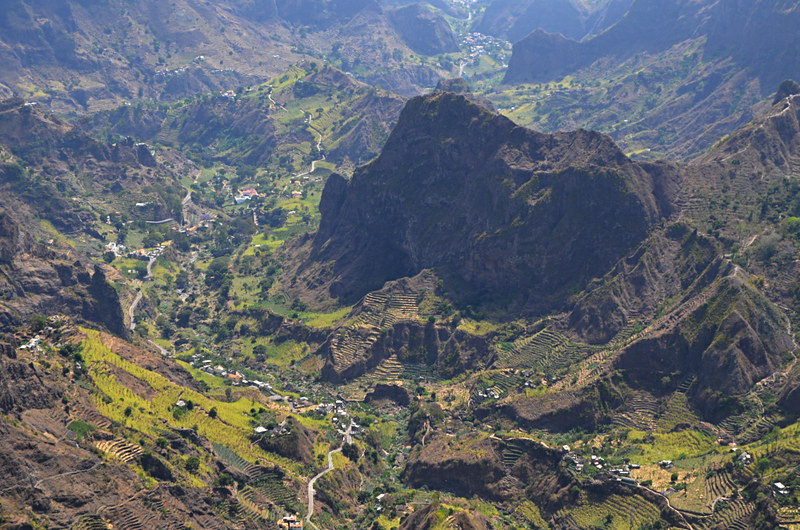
(293, 92, 680, 314)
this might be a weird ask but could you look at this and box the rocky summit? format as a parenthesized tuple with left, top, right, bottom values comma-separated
(292, 92, 679, 313)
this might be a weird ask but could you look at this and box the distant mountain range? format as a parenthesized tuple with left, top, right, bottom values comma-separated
(475, 0, 633, 42)
(496, 0, 800, 159)
(0, 0, 458, 112)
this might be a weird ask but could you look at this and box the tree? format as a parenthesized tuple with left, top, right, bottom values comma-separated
(342, 443, 360, 462)
(185, 456, 200, 472)
(205, 257, 231, 289)
(29, 314, 48, 332)
(209, 407, 218, 419)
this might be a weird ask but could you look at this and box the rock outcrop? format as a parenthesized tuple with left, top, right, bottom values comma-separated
(0, 210, 128, 337)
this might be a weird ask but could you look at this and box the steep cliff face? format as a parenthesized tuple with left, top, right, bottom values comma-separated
(295, 92, 678, 314)
(0, 211, 129, 337)
(564, 223, 723, 344)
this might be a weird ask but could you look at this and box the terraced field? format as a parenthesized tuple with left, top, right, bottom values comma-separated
(71, 516, 109, 530)
(496, 328, 602, 374)
(656, 388, 699, 432)
(71, 403, 113, 431)
(95, 438, 144, 463)
(706, 468, 737, 499)
(329, 327, 382, 375)
(559, 493, 663, 529)
(79, 330, 302, 475)
(501, 439, 528, 468)
(613, 390, 659, 431)
(102, 505, 145, 530)
(778, 506, 800, 525)
(329, 289, 427, 375)
(692, 499, 755, 530)
(254, 473, 298, 507)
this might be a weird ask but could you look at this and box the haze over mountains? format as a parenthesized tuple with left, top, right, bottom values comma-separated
(2, 0, 800, 528)
(476, 0, 633, 42)
(0, 0, 457, 112)
(501, 0, 800, 158)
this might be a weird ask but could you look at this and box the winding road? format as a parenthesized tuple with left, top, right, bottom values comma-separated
(128, 255, 156, 332)
(306, 446, 342, 528)
(128, 289, 143, 332)
(293, 121, 326, 180)
(306, 422, 354, 527)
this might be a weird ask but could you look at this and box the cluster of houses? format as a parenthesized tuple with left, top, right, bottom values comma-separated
(561, 445, 641, 483)
(19, 335, 42, 351)
(278, 514, 303, 529)
(234, 187, 260, 205)
(475, 387, 501, 400)
(322, 400, 349, 420)
(774, 482, 790, 496)
(109, 240, 171, 262)
(193, 358, 273, 389)
(154, 66, 189, 80)
(254, 418, 291, 437)
(459, 32, 512, 71)
(105, 241, 127, 258)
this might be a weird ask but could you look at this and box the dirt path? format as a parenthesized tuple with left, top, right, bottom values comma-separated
(33, 461, 106, 489)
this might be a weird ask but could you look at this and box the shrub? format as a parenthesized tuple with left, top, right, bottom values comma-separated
(185, 456, 200, 472)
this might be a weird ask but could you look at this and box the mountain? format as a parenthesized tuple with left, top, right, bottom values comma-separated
(474, 0, 633, 43)
(288, 91, 679, 313)
(0, 0, 456, 112)
(282, 89, 799, 453)
(497, 0, 800, 159)
(3, 3, 800, 528)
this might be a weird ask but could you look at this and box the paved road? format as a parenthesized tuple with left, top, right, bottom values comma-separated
(306, 423, 354, 526)
(306, 446, 342, 525)
(145, 256, 156, 279)
(128, 289, 143, 332)
(128, 257, 155, 331)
